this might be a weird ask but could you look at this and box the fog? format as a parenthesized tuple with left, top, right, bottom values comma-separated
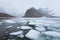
(0, 0, 60, 17)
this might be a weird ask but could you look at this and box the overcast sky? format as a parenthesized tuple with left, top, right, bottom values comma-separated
(0, 0, 60, 17)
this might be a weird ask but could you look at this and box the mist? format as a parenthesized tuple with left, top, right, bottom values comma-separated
(0, 0, 60, 17)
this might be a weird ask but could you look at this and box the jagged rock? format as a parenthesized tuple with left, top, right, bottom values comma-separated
(24, 7, 59, 18)
(24, 7, 43, 17)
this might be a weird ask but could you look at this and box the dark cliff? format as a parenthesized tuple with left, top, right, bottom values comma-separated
(24, 7, 59, 18)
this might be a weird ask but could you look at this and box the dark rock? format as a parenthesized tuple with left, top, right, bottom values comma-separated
(24, 7, 60, 18)
(24, 7, 43, 17)
(0, 13, 15, 19)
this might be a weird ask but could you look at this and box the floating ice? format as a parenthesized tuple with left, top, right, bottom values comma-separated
(0, 22, 3, 25)
(25, 29, 40, 40)
(6, 26, 13, 28)
(10, 31, 23, 35)
(35, 25, 46, 32)
(51, 24, 60, 28)
(21, 26, 32, 29)
(42, 31, 60, 38)
(3, 20, 16, 23)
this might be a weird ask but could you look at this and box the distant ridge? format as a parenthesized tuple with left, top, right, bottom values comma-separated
(0, 13, 15, 19)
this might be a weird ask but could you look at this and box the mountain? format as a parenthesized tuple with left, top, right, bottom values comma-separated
(24, 7, 43, 17)
(0, 13, 15, 19)
(24, 7, 60, 18)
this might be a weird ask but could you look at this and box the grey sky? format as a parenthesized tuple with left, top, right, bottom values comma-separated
(0, 0, 60, 17)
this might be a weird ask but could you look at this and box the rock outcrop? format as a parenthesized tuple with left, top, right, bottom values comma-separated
(24, 7, 59, 18)
(24, 7, 43, 17)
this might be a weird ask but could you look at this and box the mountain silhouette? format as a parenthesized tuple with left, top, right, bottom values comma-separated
(0, 13, 15, 19)
(24, 7, 43, 17)
(24, 7, 59, 18)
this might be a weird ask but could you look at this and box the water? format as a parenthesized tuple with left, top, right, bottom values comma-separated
(0, 18, 60, 40)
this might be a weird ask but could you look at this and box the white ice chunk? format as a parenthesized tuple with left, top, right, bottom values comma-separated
(42, 31, 60, 38)
(25, 29, 40, 40)
(52, 37, 60, 40)
(0, 22, 3, 25)
(4, 20, 16, 23)
(10, 31, 23, 35)
(6, 26, 13, 28)
(17, 34, 24, 38)
(35, 27, 46, 32)
(29, 21, 40, 25)
(47, 26, 60, 32)
(21, 26, 32, 29)
(51, 24, 60, 28)
(20, 21, 29, 24)
(17, 27, 21, 29)
(35, 25, 46, 32)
